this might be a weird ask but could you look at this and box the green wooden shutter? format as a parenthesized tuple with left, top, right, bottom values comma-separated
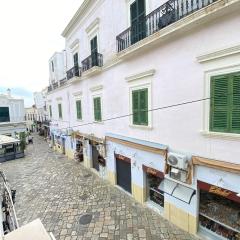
(139, 89, 148, 125)
(132, 90, 139, 124)
(58, 104, 62, 119)
(94, 97, 101, 121)
(231, 73, 240, 133)
(76, 100, 82, 120)
(49, 105, 52, 118)
(132, 89, 148, 125)
(210, 75, 229, 132)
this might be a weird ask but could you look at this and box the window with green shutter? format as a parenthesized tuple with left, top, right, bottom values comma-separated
(49, 105, 52, 118)
(210, 72, 240, 134)
(132, 88, 148, 125)
(93, 97, 102, 122)
(76, 100, 82, 120)
(58, 103, 62, 119)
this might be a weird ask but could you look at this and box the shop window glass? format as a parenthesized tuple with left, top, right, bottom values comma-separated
(199, 190, 240, 239)
(147, 173, 164, 207)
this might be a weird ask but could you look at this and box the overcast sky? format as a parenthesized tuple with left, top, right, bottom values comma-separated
(0, 0, 83, 106)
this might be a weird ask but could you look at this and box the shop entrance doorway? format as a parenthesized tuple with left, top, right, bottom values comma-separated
(116, 154, 132, 193)
(92, 145, 99, 171)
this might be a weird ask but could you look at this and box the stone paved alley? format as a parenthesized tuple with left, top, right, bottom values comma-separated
(1, 135, 199, 240)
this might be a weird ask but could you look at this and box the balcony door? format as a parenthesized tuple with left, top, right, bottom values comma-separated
(130, 0, 146, 44)
(90, 36, 98, 67)
(73, 52, 79, 76)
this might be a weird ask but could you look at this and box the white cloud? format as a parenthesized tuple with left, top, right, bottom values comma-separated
(0, 0, 83, 92)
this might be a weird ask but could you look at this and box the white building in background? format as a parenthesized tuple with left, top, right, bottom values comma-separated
(46, 0, 240, 238)
(48, 51, 66, 92)
(0, 89, 26, 137)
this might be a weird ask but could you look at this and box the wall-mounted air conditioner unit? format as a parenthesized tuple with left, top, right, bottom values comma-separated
(170, 167, 188, 183)
(167, 152, 188, 170)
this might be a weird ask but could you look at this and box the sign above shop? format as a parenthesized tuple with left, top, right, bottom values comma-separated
(198, 180, 240, 203)
(115, 154, 131, 163)
(142, 165, 164, 178)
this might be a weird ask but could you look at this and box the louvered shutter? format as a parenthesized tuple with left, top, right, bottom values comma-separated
(139, 89, 148, 125)
(94, 97, 101, 121)
(76, 100, 82, 120)
(210, 76, 229, 132)
(231, 73, 240, 133)
(58, 104, 62, 119)
(132, 90, 139, 124)
(97, 97, 102, 121)
(94, 98, 97, 121)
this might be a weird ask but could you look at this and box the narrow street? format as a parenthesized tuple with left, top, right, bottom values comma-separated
(1, 135, 198, 240)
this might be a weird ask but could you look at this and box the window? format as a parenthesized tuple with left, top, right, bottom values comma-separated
(0, 107, 10, 122)
(49, 105, 52, 118)
(210, 72, 240, 134)
(132, 88, 148, 125)
(51, 61, 54, 72)
(76, 100, 82, 120)
(93, 97, 102, 122)
(58, 103, 62, 119)
(73, 53, 78, 67)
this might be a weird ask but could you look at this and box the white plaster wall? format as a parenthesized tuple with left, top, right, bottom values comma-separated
(49, 52, 65, 84)
(47, 3, 240, 165)
(195, 166, 240, 193)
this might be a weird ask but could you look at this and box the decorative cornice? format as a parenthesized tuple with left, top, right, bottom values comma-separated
(125, 69, 155, 82)
(197, 44, 240, 63)
(56, 97, 63, 101)
(86, 18, 100, 34)
(70, 39, 80, 49)
(90, 84, 103, 92)
(73, 91, 83, 96)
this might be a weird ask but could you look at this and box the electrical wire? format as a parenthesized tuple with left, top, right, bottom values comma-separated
(2, 92, 238, 133)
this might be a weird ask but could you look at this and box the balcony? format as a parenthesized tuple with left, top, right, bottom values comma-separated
(81, 52, 103, 72)
(116, 0, 217, 52)
(66, 66, 81, 80)
(52, 82, 59, 90)
(59, 78, 67, 86)
(47, 85, 53, 93)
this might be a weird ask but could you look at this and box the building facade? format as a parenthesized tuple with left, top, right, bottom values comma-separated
(0, 89, 26, 137)
(46, 0, 240, 238)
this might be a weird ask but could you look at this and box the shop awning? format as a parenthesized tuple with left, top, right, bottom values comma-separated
(158, 178, 195, 204)
(158, 178, 177, 195)
(172, 184, 195, 204)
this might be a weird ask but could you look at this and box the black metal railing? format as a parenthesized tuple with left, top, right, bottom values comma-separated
(66, 66, 81, 80)
(117, 0, 216, 52)
(48, 85, 53, 92)
(59, 78, 67, 86)
(52, 82, 59, 89)
(82, 52, 103, 72)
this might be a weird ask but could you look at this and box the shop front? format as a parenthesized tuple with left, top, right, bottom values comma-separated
(193, 156, 240, 239)
(198, 181, 240, 240)
(143, 165, 165, 208)
(115, 154, 132, 194)
(86, 135, 106, 178)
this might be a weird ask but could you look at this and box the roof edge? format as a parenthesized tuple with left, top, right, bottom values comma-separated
(61, 0, 93, 38)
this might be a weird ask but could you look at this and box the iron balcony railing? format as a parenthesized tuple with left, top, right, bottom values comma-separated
(52, 82, 59, 90)
(59, 78, 67, 86)
(116, 0, 216, 52)
(47, 85, 53, 92)
(66, 66, 81, 80)
(82, 52, 103, 72)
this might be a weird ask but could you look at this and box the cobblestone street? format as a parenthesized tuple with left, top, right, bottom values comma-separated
(1, 135, 199, 240)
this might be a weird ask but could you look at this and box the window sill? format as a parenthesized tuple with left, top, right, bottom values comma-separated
(76, 119, 83, 122)
(200, 130, 240, 141)
(93, 121, 104, 124)
(129, 124, 153, 130)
